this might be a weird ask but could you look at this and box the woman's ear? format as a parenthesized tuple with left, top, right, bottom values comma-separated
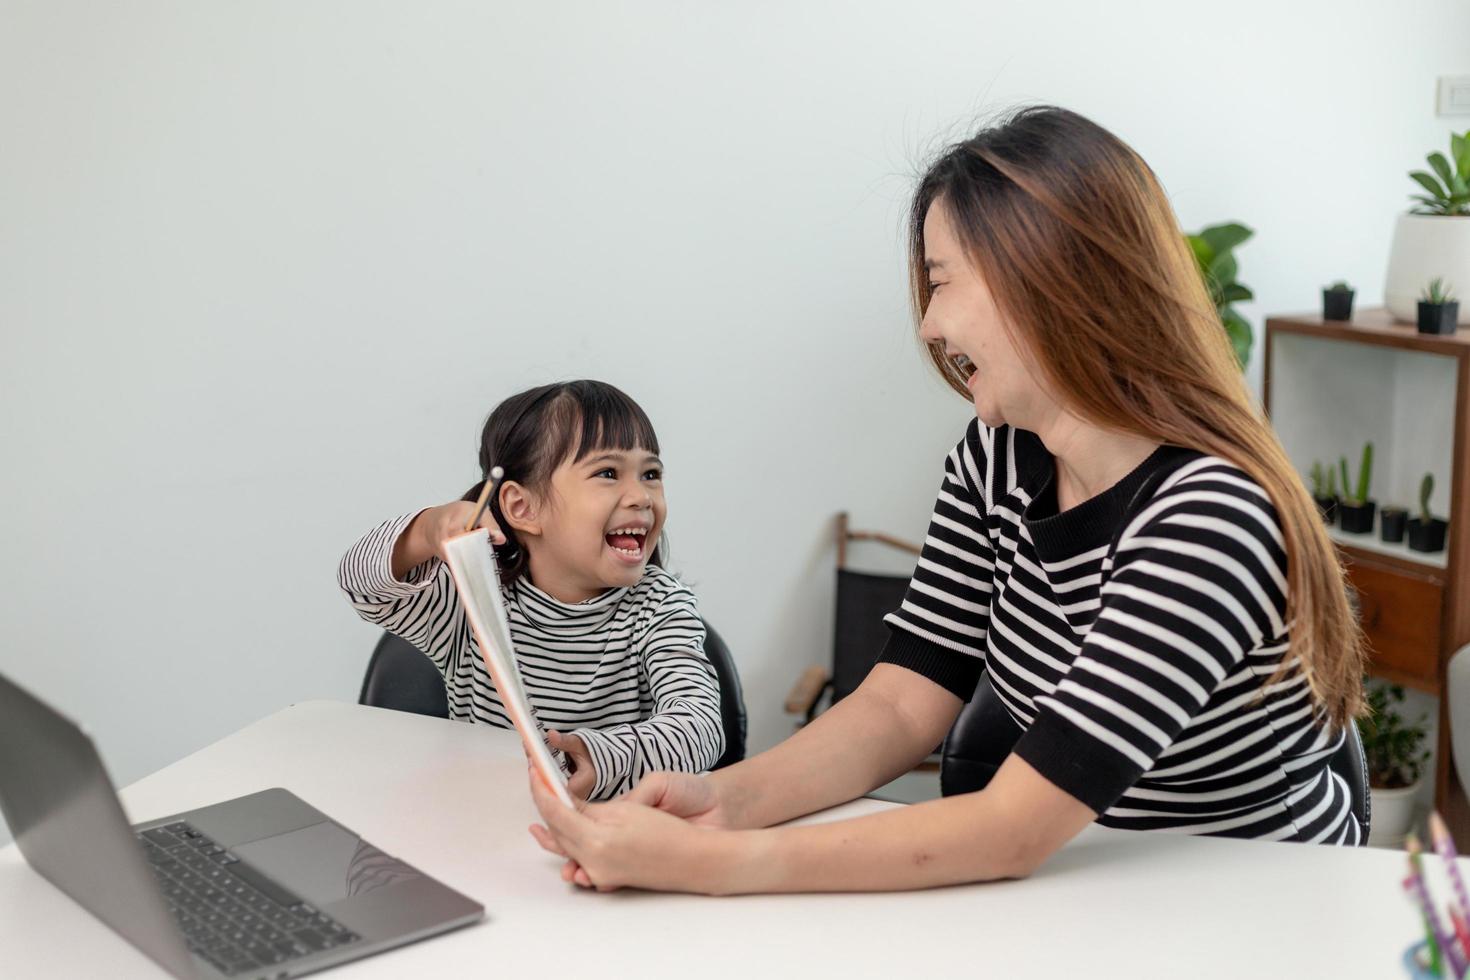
(498, 481, 542, 539)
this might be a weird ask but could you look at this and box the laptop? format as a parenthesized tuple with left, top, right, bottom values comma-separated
(0, 671, 484, 979)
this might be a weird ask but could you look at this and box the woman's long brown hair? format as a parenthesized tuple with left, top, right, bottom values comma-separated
(908, 106, 1364, 727)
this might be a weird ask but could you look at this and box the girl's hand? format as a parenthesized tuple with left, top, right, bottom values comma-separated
(393, 500, 508, 579)
(421, 500, 507, 558)
(526, 766, 747, 894)
(545, 731, 595, 800)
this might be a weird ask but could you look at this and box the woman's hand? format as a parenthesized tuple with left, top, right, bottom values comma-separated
(545, 731, 595, 800)
(620, 771, 736, 829)
(527, 766, 749, 894)
(392, 500, 506, 579)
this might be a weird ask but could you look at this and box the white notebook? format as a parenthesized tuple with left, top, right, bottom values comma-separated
(440, 529, 575, 808)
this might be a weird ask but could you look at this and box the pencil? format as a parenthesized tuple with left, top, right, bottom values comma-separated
(1405, 875, 1447, 977)
(466, 466, 505, 533)
(1407, 845, 1465, 978)
(1432, 812, 1470, 929)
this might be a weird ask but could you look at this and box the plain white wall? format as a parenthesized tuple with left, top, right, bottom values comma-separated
(3, 1, 1468, 828)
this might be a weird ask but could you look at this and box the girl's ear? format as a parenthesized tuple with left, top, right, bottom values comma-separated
(498, 481, 542, 539)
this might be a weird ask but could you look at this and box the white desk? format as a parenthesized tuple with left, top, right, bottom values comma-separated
(0, 701, 1440, 978)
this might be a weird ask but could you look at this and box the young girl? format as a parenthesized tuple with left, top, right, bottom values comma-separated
(337, 380, 723, 801)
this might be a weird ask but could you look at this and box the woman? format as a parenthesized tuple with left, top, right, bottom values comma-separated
(526, 106, 1367, 894)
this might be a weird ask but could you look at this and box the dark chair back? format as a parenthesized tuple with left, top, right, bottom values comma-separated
(358, 632, 449, 718)
(358, 618, 747, 769)
(939, 675, 1020, 796)
(702, 622, 747, 769)
(1328, 717, 1371, 842)
(832, 568, 913, 704)
(940, 674, 1372, 843)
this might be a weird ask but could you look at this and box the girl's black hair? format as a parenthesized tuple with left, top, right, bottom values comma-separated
(461, 380, 665, 586)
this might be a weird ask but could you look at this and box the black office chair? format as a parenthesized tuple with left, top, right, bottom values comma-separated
(940, 674, 1372, 844)
(357, 618, 747, 769)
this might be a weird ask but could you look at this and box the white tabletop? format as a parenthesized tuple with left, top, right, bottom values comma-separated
(0, 700, 1443, 978)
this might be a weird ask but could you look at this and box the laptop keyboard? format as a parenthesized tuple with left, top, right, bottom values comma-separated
(137, 821, 360, 977)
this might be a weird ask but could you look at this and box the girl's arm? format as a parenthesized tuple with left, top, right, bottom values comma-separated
(568, 593, 723, 800)
(337, 502, 502, 670)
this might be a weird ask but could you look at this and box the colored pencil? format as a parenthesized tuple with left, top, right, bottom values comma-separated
(466, 466, 505, 533)
(1432, 813, 1470, 927)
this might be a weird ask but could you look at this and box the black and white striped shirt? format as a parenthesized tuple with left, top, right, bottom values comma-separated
(882, 422, 1360, 844)
(338, 512, 724, 800)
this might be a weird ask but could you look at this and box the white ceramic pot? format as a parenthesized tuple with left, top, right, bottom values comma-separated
(1368, 782, 1421, 846)
(1384, 213, 1470, 325)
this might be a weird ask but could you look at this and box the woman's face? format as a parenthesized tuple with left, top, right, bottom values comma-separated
(918, 199, 1050, 429)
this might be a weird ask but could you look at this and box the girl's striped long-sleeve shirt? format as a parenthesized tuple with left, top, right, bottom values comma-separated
(338, 512, 724, 801)
(882, 421, 1361, 844)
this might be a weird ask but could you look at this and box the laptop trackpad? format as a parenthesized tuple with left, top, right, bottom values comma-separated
(232, 822, 423, 908)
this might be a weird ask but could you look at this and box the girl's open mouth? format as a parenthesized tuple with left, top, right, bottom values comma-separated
(605, 527, 648, 563)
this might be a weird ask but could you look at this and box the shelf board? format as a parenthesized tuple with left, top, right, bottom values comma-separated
(1267, 308, 1470, 357)
(1329, 525, 1448, 572)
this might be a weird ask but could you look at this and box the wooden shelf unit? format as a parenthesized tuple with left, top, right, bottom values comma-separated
(1264, 308, 1470, 842)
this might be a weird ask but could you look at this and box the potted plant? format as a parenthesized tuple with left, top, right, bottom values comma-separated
(1336, 442, 1376, 534)
(1381, 503, 1409, 544)
(1385, 129, 1470, 327)
(1322, 280, 1355, 321)
(1310, 460, 1338, 523)
(1418, 277, 1460, 335)
(1185, 222, 1254, 368)
(1362, 680, 1430, 846)
(1408, 472, 1449, 553)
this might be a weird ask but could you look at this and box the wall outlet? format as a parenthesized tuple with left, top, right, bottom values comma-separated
(1439, 75, 1470, 117)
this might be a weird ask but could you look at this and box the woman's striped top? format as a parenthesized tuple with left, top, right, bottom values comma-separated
(881, 421, 1360, 844)
(338, 512, 724, 801)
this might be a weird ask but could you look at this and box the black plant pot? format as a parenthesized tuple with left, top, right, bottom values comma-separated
(1322, 289, 1355, 321)
(1380, 507, 1408, 544)
(1417, 301, 1460, 335)
(1313, 495, 1338, 525)
(1338, 500, 1377, 535)
(1407, 517, 1448, 553)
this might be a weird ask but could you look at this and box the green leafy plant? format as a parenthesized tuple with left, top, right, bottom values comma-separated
(1337, 442, 1374, 506)
(1409, 129, 1470, 216)
(1324, 280, 1353, 293)
(1326, 466, 1338, 499)
(1420, 472, 1436, 523)
(1361, 681, 1430, 789)
(1422, 276, 1458, 305)
(1185, 222, 1254, 369)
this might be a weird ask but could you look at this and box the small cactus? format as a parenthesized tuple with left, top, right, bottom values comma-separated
(1356, 442, 1373, 504)
(1309, 461, 1325, 497)
(1339, 444, 1374, 505)
(1325, 280, 1353, 293)
(1420, 473, 1436, 523)
(1327, 467, 1338, 498)
(1422, 277, 1457, 305)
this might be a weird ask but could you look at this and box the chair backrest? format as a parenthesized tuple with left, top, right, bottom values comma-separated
(358, 618, 748, 769)
(942, 673, 1372, 843)
(1327, 715, 1370, 842)
(832, 568, 912, 704)
(358, 632, 449, 718)
(702, 621, 747, 769)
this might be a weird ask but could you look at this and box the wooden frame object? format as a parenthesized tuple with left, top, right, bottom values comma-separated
(784, 514, 923, 718)
(1264, 308, 1470, 844)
